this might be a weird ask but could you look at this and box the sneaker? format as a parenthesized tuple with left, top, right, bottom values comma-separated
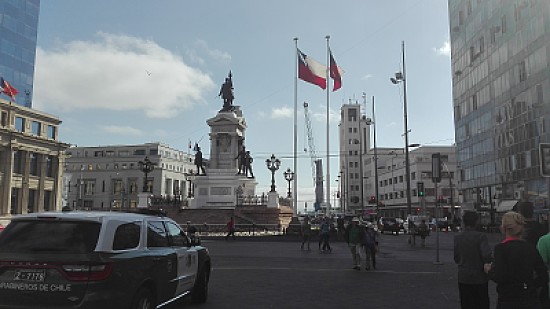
(353, 266, 360, 270)
(365, 265, 371, 271)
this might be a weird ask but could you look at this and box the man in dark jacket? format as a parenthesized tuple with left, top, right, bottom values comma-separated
(345, 217, 365, 270)
(454, 211, 492, 309)
(518, 201, 545, 246)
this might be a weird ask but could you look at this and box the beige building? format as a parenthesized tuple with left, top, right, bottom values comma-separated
(64, 143, 195, 210)
(0, 98, 69, 219)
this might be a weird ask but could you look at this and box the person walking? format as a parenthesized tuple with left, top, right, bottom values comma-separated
(519, 201, 545, 247)
(537, 232, 550, 308)
(345, 217, 364, 270)
(363, 222, 379, 270)
(318, 217, 332, 253)
(418, 219, 429, 248)
(485, 211, 548, 309)
(301, 216, 312, 251)
(454, 211, 492, 309)
(225, 216, 236, 240)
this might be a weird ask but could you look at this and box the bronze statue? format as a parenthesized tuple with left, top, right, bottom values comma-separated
(236, 145, 246, 175)
(244, 151, 254, 178)
(194, 146, 206, 175)
(219, 71, 234, 111)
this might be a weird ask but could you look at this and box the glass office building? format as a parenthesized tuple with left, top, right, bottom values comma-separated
(449, 0, 550, 211)
(0, 0, 40, 107)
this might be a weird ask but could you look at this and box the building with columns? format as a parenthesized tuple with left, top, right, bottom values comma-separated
(0, 98, 68, 218)
(64, 143, 195, 210)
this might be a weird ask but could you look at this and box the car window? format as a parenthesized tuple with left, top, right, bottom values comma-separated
(0, 220, 100, 254)
(165, 221, 189, 247)
(147, 221, 169, 248)
(113, 222, 141, 250)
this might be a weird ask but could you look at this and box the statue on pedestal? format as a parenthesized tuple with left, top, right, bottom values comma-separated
(219, 71, 234, 112)
(194, 145, 206, 176)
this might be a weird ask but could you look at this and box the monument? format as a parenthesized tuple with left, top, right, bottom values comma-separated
(189, 72, 261, 208)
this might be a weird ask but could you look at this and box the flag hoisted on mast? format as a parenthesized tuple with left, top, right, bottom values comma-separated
(295, 37, 342, 216)
(0, 77, 18, 101)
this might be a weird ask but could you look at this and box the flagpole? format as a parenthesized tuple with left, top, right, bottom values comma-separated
(293, 37, 298, 217)
(325, 35, 331, 216)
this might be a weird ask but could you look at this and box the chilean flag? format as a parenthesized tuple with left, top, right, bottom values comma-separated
(297, 49, 327, 89)
(329, 49, 343, 91)
(0, 77, 18, 100)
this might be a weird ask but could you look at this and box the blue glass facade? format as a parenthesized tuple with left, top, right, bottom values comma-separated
(0, 0, 39, 107)
(449, 0, 550, 209)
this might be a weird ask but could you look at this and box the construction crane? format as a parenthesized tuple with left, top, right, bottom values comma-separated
(303, 102, 324, 211)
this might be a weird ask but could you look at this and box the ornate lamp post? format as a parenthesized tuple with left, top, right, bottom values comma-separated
(283, 168, 294, 198)
(138, 157, 156, 193)
(265, 154, 281, 192)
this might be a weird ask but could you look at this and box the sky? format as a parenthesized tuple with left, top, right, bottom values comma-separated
(33, 0, 453, 212)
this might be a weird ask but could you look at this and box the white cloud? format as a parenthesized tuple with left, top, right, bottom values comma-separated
(34, 32, 216, 118)
(271, 106, 293, 119)
(101, 125, 142, 136)
(361, 74, 373, 80)
(434, 40, 451, 57)
(186, 40, 231, 66)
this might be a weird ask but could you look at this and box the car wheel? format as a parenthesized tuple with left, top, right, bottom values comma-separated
(191, 266, 209, 303)
(131, 287, 155, 309)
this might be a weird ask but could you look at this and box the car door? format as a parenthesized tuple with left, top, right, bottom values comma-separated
(165, 221, 198, 295)
(146, 220, 178, 303)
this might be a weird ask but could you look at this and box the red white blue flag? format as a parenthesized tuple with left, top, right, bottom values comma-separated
(297, 49, 327, 89)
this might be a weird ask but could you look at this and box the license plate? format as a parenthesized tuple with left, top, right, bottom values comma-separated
(14, 269, 46, 282)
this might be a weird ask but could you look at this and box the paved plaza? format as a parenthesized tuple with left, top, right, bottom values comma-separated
(173, 230, 505, 309)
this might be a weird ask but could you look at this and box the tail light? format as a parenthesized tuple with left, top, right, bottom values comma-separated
(61, 264, 113, 281)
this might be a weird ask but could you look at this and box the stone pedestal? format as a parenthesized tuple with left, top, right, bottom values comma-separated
(188, 107, 258, 209)
(137, 192, 152, 208)
(267, 191, 279, 208)
(286, 216, 301, 235)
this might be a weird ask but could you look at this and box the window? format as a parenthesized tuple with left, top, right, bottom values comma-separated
(348, 108, 357, 122)
(165, 222, 189, 247)
(29, 153, 38, 176)
(31, 121, 40, 136)
(84, 182, 95, 196)
(15, 117, 25, 132)
(134, 149, 146, 156)
(47, 125, 56, 139)
(112, 222, 141, 250)
(518, 60, 527, 82)
(147, 221, 169, 247)
(13, 150, 22, 174)
(106, 151, 115, 157)
(94, 151, 104, 157)
(119, 151, 129, 156)
(45, 156, 53, 177)
(1, 111, 7, 127)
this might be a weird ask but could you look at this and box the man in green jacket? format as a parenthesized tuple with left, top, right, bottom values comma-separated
(345, 217, 365, 270)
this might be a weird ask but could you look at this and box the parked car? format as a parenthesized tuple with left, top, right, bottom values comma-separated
(0, 209, 211, 309)
(377, 217, 400, 235)
(404, 215, 430, 235)
(430, 218, 450, 231)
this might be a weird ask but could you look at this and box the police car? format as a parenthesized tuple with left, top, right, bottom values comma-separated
(0, 210, 211, 309)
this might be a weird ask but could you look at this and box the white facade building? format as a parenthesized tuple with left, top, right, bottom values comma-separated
(64, 143, 195, 210)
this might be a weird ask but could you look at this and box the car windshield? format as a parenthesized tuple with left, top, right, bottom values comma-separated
(0, 220, 101, 254)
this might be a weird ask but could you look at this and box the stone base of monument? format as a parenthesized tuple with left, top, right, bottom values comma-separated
(285, 216, 302, 235)
(189, 169, 257, 208)
(137, 192, 152, 208)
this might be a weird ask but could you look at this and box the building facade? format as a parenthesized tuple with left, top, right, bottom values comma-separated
(372, 146, 459, 219)
(449, 0, 550, 212)
(0, 98, 68, 218)
(339, 102, 459, 219)
(0, 0, 40, 107)
(338, 102, 372, 214)
(64, 143, 195, 210)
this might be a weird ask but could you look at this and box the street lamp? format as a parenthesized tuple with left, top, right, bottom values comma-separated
(265, 154, 281, 193)
(283, 168, 294, 198)
(138, 156, 156, 193)
(390, 40, 412, 217)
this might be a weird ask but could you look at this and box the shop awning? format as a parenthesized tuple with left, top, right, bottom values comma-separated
(497, 200, 518, 212)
